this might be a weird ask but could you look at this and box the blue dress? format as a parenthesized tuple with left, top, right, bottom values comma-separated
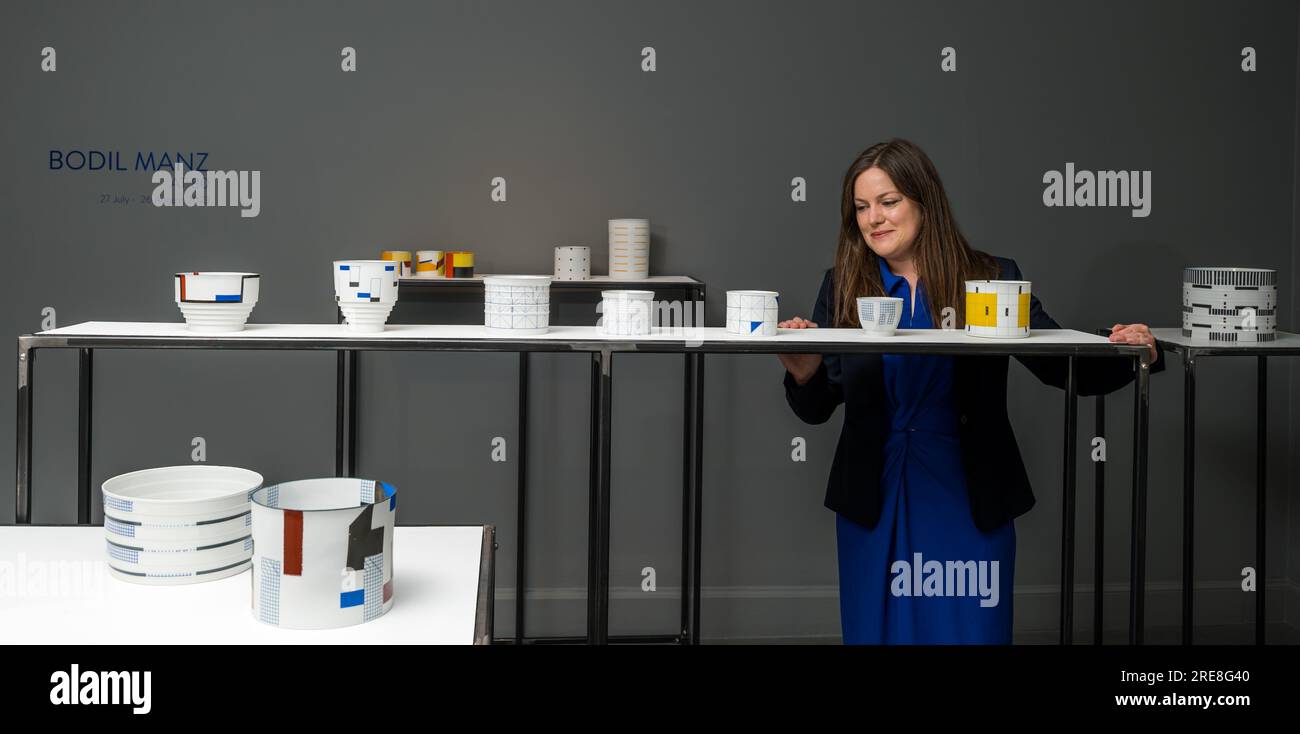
(835, 259, 1016, 644)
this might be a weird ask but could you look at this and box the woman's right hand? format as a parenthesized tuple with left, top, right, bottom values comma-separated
(777, 316, 823, 385)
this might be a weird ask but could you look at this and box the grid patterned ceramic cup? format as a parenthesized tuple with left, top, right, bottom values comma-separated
(726, 290, 779, 336)
(856, 297, 904, 335)
(483, 275, 552, 334)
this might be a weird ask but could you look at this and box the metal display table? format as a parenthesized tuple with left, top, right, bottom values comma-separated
(0, 524, 495, 644)
(1152, 328, 1300, 645)
(16, 323, 1150, 644)
(381, 274, 705, 645)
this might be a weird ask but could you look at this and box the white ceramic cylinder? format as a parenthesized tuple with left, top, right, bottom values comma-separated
(1181, 267, 1278, 343)
(608, 219, 649, 280)
(965, 280, 1031, 339)
(415, 250, 446, 278)
(251, 478, 397, 630)
(554, 246, 591, 281)
(600, 290, 655, 336)
(483, 275, 552, 334)
(725, 290, 779, 336)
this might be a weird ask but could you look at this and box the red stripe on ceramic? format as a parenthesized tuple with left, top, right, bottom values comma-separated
(284, 510, 303, 576)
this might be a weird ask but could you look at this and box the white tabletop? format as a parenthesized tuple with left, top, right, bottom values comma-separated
(37, 322, 1120, 348)
(0, 525, 490, 645)
(400, 274, 702, 285)
(1152, 327, 1300, 353)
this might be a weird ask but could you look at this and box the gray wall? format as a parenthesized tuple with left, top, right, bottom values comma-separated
(2, 0, 1296, 642)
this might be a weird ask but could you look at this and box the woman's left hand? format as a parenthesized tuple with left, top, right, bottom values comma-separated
(1109, 323, 1159, 364)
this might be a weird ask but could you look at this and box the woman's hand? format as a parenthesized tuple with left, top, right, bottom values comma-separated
(778, 316, 823, 384)
(1108, 323, 1159, 364)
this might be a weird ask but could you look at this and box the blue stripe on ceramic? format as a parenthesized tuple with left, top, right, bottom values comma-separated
(105, 517, 135, 537)
(363, 553, 384, 621)
(259, 558, 281, 625)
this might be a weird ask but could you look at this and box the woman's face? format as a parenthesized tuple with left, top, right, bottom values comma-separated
(854, 166, 920, 261)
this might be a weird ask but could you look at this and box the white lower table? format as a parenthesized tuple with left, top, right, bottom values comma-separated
(0, 525, 495, 645)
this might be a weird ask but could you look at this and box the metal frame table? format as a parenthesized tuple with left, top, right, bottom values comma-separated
(16, 323, 1150, 644)
(1151, 328, 1300, 645)
(370, 274, 706, 645)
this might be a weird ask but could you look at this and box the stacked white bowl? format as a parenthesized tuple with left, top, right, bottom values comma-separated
(1182, 267, 1278, 343)
(600, 290, 655, 336)
(484, 275, 551, 334)
(554, 246, 591, 281)
(726, 290, 779, 336)
(334, 260, 400, 332)
(102, 465, 263, 585)
(608, 219, 649, 280)
(174, 272, 260, 332)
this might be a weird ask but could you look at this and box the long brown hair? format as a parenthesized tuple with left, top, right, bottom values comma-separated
(832, 139, 997, 327)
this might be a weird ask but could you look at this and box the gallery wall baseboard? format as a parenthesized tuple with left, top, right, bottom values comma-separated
(489, 580, 1298, 642)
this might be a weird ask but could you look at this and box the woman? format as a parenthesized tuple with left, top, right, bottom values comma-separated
(778, 139, 1164, 644)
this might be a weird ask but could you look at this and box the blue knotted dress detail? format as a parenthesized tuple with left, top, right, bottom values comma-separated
(835, 259, 1016, 644)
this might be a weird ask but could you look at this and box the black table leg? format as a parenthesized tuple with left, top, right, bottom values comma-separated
(1129, 356, 1151, 644)
(515, 352, 529, 645)
(346, 351, 358, 476)
(1256, 356, 1266, 645)
(587, 349, 613, 645)
(1182, 355, 1196, 644)
(333, 304, 359, 479)
(1060, 356, 1078, 644)
(16, 340, 34, 525)
(1094, 394, 1105, 645)
(78, 348, 94, 525)
(335, 351, 346, 477)
(691, 350, 705, 645)
(680, 347, 694, 644)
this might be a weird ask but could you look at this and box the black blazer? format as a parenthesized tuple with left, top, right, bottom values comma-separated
(783, 256, 1165, 532)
